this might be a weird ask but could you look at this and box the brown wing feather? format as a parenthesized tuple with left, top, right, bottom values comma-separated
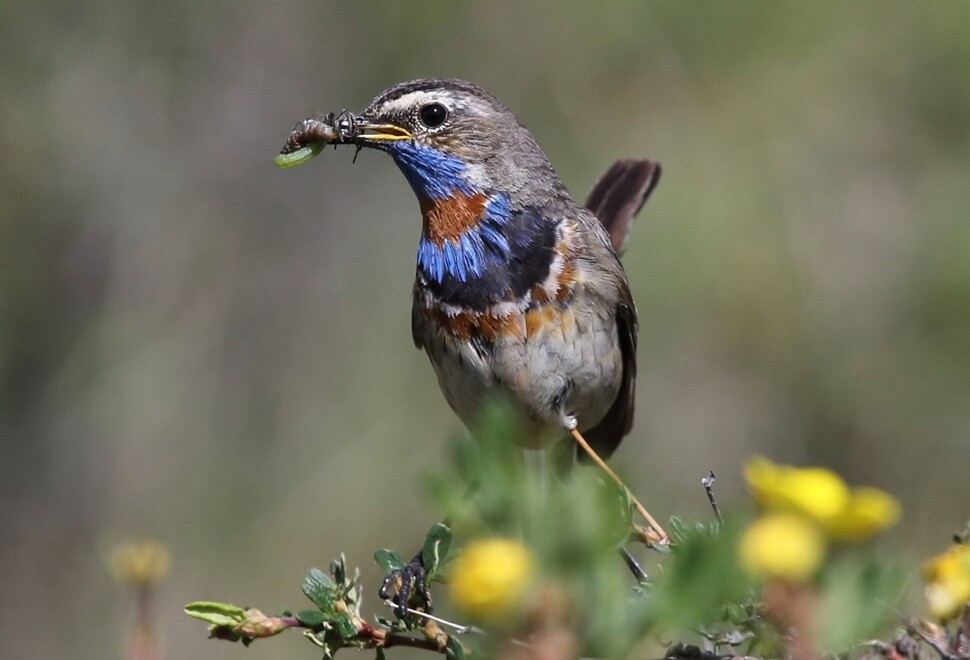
(577, 159, 658, 459)
(580, 294, 638, 460)
(411, 291, 425, 349)
(584, 159, 661, 255)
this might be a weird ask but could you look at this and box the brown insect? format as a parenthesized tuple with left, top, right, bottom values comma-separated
(279, 110, 360, 155)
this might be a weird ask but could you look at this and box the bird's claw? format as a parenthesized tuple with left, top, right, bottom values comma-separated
(378, 552, 432, 619)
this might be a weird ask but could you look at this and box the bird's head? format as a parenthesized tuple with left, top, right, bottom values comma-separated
(274, 79, 570, 288)
(353, 78, 566, 206)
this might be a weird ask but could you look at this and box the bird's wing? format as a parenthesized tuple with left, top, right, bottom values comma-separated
(584, 159, 661, 255)
(411, 292, 425, 349)
(579, 282, 638, 461)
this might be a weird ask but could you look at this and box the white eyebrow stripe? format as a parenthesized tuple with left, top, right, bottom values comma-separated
(376, 90, 490, 119)
(379, 90, 440, 114)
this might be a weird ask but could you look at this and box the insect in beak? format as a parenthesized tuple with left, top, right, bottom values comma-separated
(274, 111, 413, 169)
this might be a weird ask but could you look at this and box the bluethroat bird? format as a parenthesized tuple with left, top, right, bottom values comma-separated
(277, 78, 665, 549)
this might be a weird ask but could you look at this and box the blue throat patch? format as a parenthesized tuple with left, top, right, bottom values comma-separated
(415, 195, 513, 284)
(382, 142, 514, 285)
(385, 141, 477, 200)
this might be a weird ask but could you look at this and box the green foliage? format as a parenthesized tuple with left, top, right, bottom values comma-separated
(184, 601, 248, 628)
(183, 601, 298, 646)
(642, 516, 754, 631)
(817, 558, 905, 650)
(185, 402, 923, 658)
(429, 405, 633, 565)
(373, 549, 406, 575)
(300, 555, 368, 655)
(444, 636, 466, 660)
(427, 403, 751, 658)
(296, 609, 327, 627)
(422, 522, 453, 582)
(302, 567, 338, 610)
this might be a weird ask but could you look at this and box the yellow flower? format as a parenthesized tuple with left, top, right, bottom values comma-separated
(744, 456, 900, 541)
(109, 540, 171, 588)
(826, 487, 901, 541)
(922, 544, 970, 620)
(738, 514, 826, 582)
(745, 456, 850, 523)
(449, 538, 533, 621)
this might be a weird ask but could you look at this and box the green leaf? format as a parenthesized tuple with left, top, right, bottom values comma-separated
(273, 143, 324, 169)
(429, 553, 458, 583)
(668, 516, 690, 544)
(638, 516, 752, 630)
(330, 555, 347, 585)
(817, 558, 904, 651)
(724, 602, 749, 625)
(295, 609, 326, 627)
(445, 635, 466, 660)
(375, 615, 409, 633)
(422, 522, 452, 577)
(302, 568, 337, 609)
(184, 601, 247, 627)
(334, 612, 358, 639)
(374, 549, 406, 574)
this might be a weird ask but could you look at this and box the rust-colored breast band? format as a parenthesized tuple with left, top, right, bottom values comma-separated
(421, 193, 489, 245)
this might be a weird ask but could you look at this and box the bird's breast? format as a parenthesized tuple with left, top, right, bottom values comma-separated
(419, 193, 489, 246)
(412, 214, 626, 437)
(412, 274, 623, 436)
(414, 195, 562, 310)
(415, 215, 582, 341)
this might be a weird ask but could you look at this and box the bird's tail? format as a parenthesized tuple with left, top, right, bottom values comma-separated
(584, 159, 661, 255)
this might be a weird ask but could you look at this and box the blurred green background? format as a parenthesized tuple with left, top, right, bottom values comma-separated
(2, 1, 970, 657)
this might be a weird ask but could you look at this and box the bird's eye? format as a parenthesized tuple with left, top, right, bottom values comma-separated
(418, 103, 448, 128)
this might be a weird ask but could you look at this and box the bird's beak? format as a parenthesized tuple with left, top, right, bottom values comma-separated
(353, 118, 413, 144)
